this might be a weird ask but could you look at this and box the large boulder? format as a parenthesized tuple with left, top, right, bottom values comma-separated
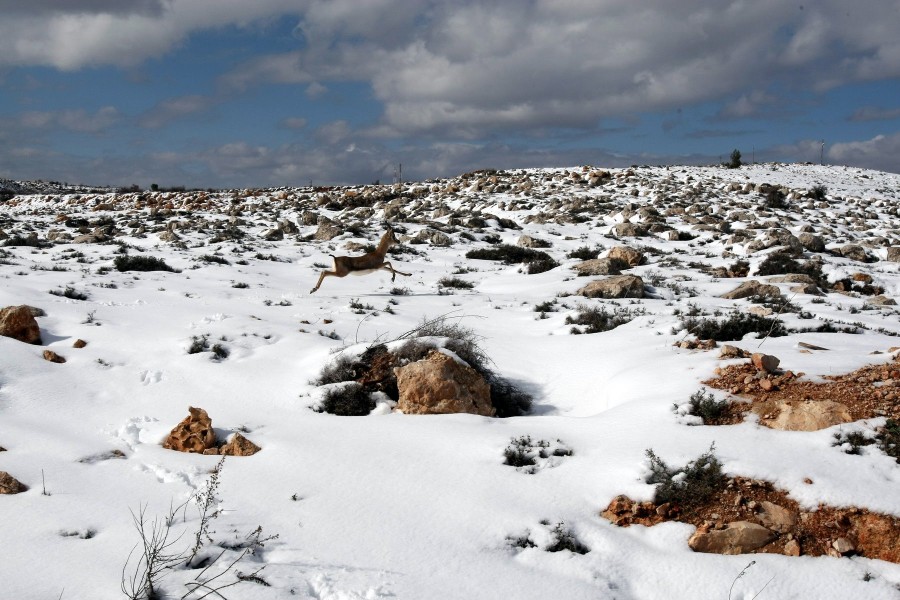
(721, 280, 781, 300)
(757, 400, 853, 431)
(571, 258, 623, 276)
(607, 246, 644, 267)
(314, 217, 342, 241)
(0, 305, 42, 345)
(394, 351, 494, 416)
(578, 275, 644, 299)
(688, 521, 776, 555)
(839, 244, 870, 262)
(163, 407, 217, 453)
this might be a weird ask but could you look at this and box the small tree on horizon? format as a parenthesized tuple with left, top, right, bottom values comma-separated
(726, 149, 742, 169)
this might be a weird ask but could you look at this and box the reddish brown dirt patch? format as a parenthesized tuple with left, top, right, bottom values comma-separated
(703, 355, 900, 424)
(602, 477, 900, 562)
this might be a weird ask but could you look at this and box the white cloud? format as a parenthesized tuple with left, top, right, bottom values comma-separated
(19, 106, 121, 133)
(828, 133, 900, 173)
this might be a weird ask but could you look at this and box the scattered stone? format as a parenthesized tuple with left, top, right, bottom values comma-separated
(314, 217, 342, 241)
(0, 471, 27, 494)
(73, 339, 87, 348)
(758, 501, 798, 533)
(577, 275, 644, 299)
(517, 235, 548, 248)
(688, 521, 776, 555)
(839, 244, 870, 262)
(784, 539, 801, 556)
(866, 295, 897, 307)
(163, 407, 217, 453)
(798, 233, 825, 253)
(0, 305, 43, 345)
(719, 345, 751, 359)
(394, 351, 494, 416)
(832, 537, 854, 555)
(42, 350, 66, 364)
(219, 432, 261, 456)
(751, 353, 780, 373)
(887, 246, 900, 262)
(721, 280, 781, 300)
(607, 246, 644, 267)
(571, 258, 622, 276)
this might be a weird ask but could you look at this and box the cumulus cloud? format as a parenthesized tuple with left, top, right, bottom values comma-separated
(849, 106, 900, 122)
(828, 133, 900, 173)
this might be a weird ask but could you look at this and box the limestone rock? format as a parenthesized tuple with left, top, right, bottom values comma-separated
(866, 295, 897, 307)
(784, 539, 801, 556)
(798, 233, 825, 253)
(219, 432, 261, 456)
(840, 244, 870, 262)
(517, 235, 549, 248)
(612, 222, 645, 237)
(571, 258, 623, 276)
(578, 275, 644, 299)
(751, 353, 780, 373)
(688, 521, 776, 555)
(721, 280, 781, 300)
(0, 471, 27, 494)
(42, 350, 66, 364)
(757, 501, 798, 533)
(832, 537, 854, 555)
(163, 407, 217, 453)
(760, 400, 853, 431)
(719, 345, 751, 359)
(394, 351, 494, 416)
(0, 305, 42, 345)
(314, 217, 342, 241)
(73, 339, 87, 349)
(887, 246, 900, 262)
(607, 246, 644, 267)
(851, 513, 900, 563)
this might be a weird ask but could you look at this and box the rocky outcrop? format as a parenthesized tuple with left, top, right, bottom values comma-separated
(721, 280, 781, 300)
(0, 471, 27, 494)
(756, 399, 853, 431)
(314, 216, 342, 241)
(578, 275, 644, 299)
(219, 432, 261, 456)
(0, 305, 42, 345)
(571, 258, 623, 276)
(688, 521, 776, 555)
(394, 351, 494, 416)
(163, 407, 217, 453)
(607, 246, 644, 267)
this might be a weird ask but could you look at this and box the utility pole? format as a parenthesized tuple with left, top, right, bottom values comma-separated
(820, 141, 825, 165)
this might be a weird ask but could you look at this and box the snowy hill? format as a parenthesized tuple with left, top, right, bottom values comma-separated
(1, 162, 899, 599)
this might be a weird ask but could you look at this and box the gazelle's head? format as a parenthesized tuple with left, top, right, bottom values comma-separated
(385, 225, 399, 244)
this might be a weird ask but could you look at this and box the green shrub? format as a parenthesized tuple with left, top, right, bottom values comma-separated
(438, 276, 474, 290)
(49, 286, 89, 301)
(646, 444, 726, 509)
(680, 311, 786, 341)
(567, 246, 599, 260)
(114, 255, 178, 272)
(545, 522, 589, 554)
(566, 304, 643, 334)
(725, 149, 742, 169)
(200, 254, 230, 265)
(525, 258, 558, 274)
(756, 252, 824, 283)
(877, 419, 900, 463)
(465, 244, 552, 265)
(684, 388, 729, 424)
(317, 383, 375, 416)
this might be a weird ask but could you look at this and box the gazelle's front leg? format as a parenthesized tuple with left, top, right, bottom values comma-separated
(310, 270, 335, 293)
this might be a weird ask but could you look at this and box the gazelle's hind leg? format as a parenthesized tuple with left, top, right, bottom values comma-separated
(381, 262, 411, 282)
(310, 270, 336, 293)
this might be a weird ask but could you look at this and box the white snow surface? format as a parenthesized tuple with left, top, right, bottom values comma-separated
(0, 163, 899, 599)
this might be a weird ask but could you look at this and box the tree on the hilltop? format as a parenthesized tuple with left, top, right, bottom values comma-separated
(726, 149, 742, 169)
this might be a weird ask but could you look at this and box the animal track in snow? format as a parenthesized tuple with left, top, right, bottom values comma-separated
(140, 369, 163, 385)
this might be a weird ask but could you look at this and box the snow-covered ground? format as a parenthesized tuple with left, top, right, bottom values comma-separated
(1, 163, 899, 599)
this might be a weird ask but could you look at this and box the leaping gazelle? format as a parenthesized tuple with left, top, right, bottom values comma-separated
(310, 226, 411, 293)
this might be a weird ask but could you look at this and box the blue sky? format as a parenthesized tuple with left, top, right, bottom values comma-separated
(1, 0, 899, 188)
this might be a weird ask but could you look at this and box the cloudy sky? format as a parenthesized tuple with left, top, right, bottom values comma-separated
(1, 0, 899, 189)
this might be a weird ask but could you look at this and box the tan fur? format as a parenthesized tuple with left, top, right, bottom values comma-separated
(310, 227, 411, 293)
